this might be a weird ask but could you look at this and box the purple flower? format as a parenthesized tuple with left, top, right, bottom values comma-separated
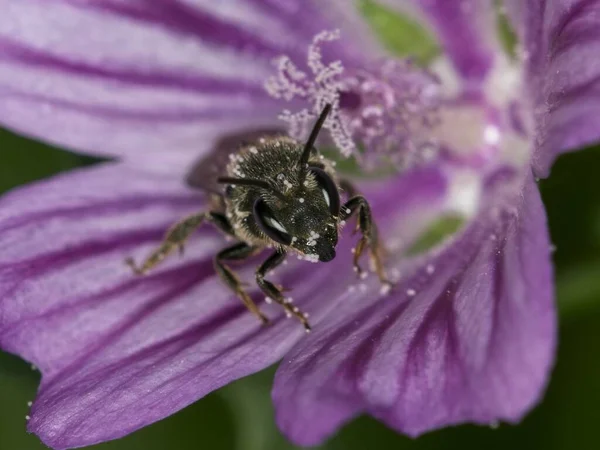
(0, 0, 599, 449)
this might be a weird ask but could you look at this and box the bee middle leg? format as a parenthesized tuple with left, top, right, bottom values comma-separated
(256, 251, 311, 332)
(126, 211, 234, 275)
(214, 242, 269, 326)
(341, 195, 392, 288)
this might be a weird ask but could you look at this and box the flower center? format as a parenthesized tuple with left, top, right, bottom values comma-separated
(263, 31, 532, 257)
(264, 30, 442, 171)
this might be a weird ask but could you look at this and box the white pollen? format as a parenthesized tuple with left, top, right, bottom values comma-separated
(426, 264, 435, 274)
(249, 146, 258, 154)
(406, 289, 416, 297)
(299, 198, 305, 203)
(286, 311, 292, 318)
(25, 415, 31, 421)
(484, 125, 501, 145)
(345, 208, 351, 214)
(359, 271, 368, 280)
(380, 284, 392, 296)
(265, 297, 272, 304)
(340, 220, 346, 226)
(27, 401, 32, 407)
(305, 254, 319, 263)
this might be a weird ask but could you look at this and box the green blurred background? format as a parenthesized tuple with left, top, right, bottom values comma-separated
(1, 2, 600, 449)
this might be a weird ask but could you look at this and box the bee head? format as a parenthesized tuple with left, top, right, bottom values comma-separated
(252, 166, 340, 262)
(254, 104, 340, 261)
(219, 104, 339, 261)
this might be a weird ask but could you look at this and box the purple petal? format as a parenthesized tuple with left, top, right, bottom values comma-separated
(378, 0, 500, 84)
(504, 0, 600, 176)
(0, 1, 381, 176)
(0, 163, 336, 449)
(272, 175, 555, 445)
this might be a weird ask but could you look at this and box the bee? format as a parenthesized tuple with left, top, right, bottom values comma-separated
(126, 105, 391, 332)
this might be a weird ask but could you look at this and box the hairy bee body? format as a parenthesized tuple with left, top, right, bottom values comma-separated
(224, 136, 340, 261)
(126, 105, 390, 331)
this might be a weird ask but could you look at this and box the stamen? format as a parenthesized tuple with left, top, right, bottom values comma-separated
(265, 30, 442, 171)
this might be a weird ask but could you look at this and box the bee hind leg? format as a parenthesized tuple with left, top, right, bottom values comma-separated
(214, 242, 269, 325)
(125, 211, 234, 275)
(256, 251, 311, 332)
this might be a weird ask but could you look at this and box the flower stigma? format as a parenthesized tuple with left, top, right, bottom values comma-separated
(265, 30, 442, 171)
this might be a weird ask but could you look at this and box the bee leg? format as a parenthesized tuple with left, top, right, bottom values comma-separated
(341, 196, 392, 289)
(125, 211, 233, 275)
(214, 242, 269, 326)
(256, 251, 311, 332)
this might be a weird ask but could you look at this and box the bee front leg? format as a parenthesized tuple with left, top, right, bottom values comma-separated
(126, 211, 234, 275)
(256, 251, 311, 332)
(341, 196, 392, 289)
(214, 242, 269, 326)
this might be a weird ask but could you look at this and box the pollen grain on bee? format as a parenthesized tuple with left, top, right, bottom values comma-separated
(379, 283, 392, 296)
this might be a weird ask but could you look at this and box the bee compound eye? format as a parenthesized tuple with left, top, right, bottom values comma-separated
(253, 199, 293, 246)
(309, 166, 340, 216)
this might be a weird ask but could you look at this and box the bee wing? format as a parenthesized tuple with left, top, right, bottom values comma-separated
(185, 127, 284, 194)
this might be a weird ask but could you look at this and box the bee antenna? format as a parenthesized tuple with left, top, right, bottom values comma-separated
(299, 104, 332, 176)
(217, 177, 287, 201)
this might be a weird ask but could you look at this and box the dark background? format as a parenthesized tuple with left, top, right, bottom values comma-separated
(1, 2, 599, 449)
